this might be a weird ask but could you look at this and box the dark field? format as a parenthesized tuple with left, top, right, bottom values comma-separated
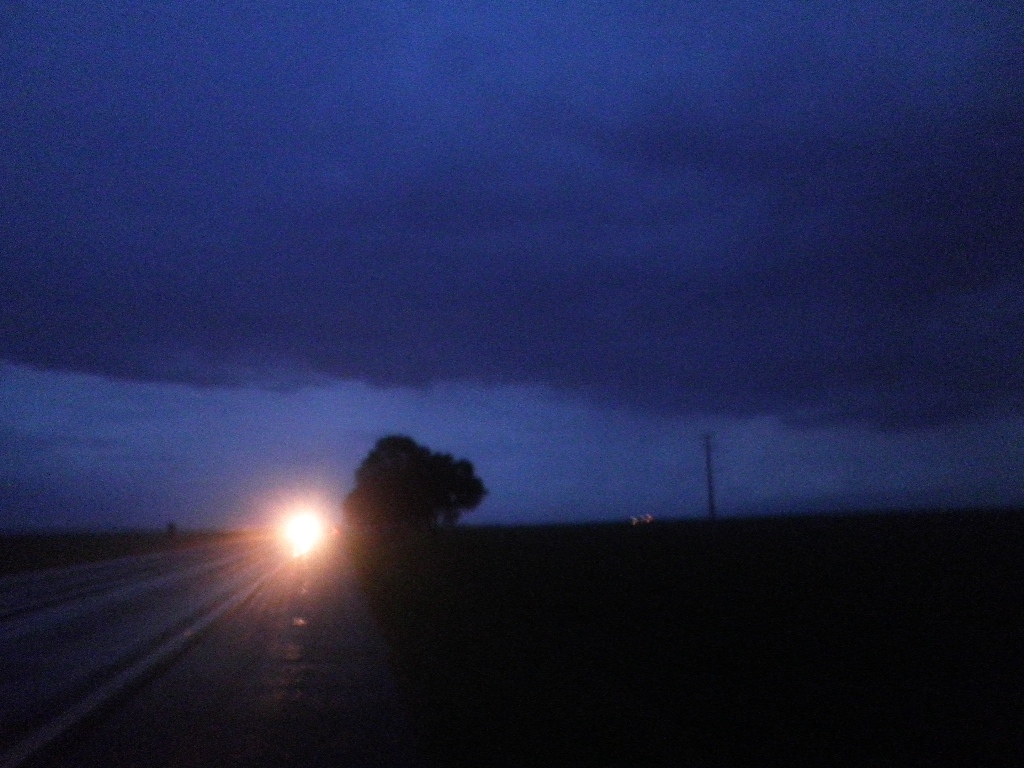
(349, 511, 1024, 767)
(0, 530, 244, 576)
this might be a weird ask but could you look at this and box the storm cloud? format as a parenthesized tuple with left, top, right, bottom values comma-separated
(3, 1, 1021, 431)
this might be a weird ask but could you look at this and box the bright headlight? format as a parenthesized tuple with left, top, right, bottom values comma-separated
(284, 512, 324, 557)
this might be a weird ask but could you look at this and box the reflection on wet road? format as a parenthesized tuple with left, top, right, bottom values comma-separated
(0, 537, 279, 763)
(14, 540, 422, 768)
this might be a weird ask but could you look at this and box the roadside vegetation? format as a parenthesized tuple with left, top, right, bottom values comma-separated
(345, 434, 486, 528)
(349, 511, 1024, 766)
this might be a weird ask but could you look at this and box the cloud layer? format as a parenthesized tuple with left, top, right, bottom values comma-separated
(2, 364, 1021, 529)
(2, 1, 1021, 430)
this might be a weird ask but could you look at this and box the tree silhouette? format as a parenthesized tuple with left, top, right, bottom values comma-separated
(344, 435, 487, 528)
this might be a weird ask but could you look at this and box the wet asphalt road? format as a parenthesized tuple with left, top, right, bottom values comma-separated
(0, 540, 272, 756)
(29, 540, 423, 768)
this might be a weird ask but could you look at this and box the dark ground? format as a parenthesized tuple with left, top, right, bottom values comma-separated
(348, 511, 1024, 767)
(0, 530, 248, 576)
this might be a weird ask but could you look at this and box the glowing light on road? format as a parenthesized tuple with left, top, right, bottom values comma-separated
(285, 512, 324, 557)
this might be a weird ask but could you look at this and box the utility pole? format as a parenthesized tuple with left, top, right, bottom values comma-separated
(703, 433, 717, 521)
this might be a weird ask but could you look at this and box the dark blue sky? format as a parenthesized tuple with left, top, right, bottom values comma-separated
(1, 1, 1022, 528)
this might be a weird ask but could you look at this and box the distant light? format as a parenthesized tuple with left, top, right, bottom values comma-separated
(284, 512, 325, 557)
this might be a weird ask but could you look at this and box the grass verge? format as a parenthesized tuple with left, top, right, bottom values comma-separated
(348, 511, 1024, 766)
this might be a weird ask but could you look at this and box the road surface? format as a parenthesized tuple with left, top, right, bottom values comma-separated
(0, 535, 422, 768)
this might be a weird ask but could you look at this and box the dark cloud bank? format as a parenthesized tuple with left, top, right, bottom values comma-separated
(2, 1, 1021, 431)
